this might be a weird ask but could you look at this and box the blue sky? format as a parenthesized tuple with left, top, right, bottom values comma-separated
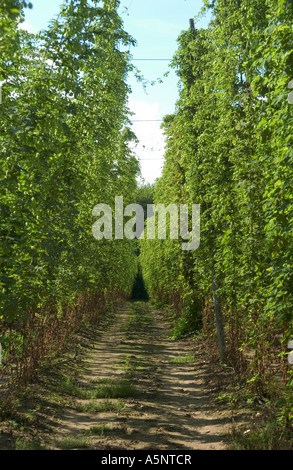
(23, 0, 211, 183)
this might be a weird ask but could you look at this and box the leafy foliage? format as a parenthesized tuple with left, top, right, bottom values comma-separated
(139, 0, 293, 403)
(0, 0, 139, 383)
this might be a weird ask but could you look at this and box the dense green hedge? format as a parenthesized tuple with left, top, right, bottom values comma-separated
(0, 0, 139, 382)
(139, 0, 293, 398)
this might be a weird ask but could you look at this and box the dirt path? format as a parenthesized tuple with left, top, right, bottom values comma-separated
(40, 301, 237, 450)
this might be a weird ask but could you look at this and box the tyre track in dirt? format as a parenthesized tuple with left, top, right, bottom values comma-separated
(46, 301, 235, 450)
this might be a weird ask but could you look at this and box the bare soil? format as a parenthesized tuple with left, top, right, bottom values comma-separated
(0, 302, 251, 450)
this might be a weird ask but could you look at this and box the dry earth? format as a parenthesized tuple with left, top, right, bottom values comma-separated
(0, 301, 251, 451)
(45, 302, 245, 450)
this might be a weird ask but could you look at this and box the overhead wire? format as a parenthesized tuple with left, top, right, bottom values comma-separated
(122, 0, 168, 167)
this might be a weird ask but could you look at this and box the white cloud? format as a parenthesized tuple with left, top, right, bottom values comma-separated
(18, 20, 33, 33)
(128, 97, 165, 183)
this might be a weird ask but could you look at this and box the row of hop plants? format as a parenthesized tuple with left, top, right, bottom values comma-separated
(139, 0, 293, 418)
(0, 0, 139, 386)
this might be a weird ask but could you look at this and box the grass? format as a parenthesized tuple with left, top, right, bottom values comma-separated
(14, 439, 43, 450)
(88, 424, 111, 437)
(121, 302, 153, 335)
(230, 420, 293, 450)
(170, 354, 195, 364)
(53, 436, 91, 450)
(58, 377, 139, 399)
(58, 377, 89, 399)
(91, 379, 140, 399)
(75, 399, 125, 413)
(122, 355, 145, 378)
(53, 424, 119, 448)
(169, 305, 202, 340)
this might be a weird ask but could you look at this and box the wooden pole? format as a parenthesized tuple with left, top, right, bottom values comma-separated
(189, 18, 195, 31)
(212, 273, 226, 362)
(206, 202, 226, 362)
